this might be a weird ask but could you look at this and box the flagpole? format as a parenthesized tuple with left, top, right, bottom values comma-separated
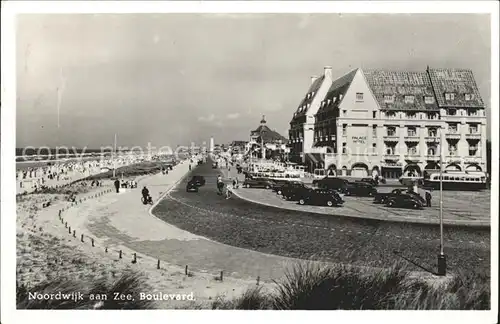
(437, 126, 446, 276)
(113, 134, 117, 178)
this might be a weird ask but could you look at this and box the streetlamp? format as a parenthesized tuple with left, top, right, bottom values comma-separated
(437, 126, 446, 276)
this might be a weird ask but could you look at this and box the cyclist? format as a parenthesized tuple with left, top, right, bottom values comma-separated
(216, 175, 224, 195)
(141, 186, 151, 204)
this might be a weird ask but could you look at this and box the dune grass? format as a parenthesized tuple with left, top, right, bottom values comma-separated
(212, 262, 490, 310)
(17, 271, 155, 310)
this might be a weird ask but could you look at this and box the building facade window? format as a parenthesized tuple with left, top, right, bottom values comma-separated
(465, 93, 474, 101)
(427, 112, 438, 120)
(386, 111, 396, 119)
(372, 125, 377, 137)
(407, 145, 418, 155)
(469, 144, 478, 156)
(384, 95, 395, 103)
(386, 146, 396, 155)
(449, 144, 457, 155)
(342, 110, 347, 116)
(427, 146, 436, 156)
(448, 123, 458, 133)
(424, 96, 434, 104)
(387, 127, 396, 136)
(445, 92, 455, 100)
(342, 143, 347, 154)
(373, 111, 377, 119)
(468, 109, 478, 117)
(447, 108, 457, 116)
(469, 124, 479, 134)
(428, 128, 437, 137)
(404, 95, 415, 104)
(372, 143, 377, 153)
(407, 127, 417, 136)
(356, 92, 364, 101)
(342, 124, 347, 136)
(407, 112, 417, 119)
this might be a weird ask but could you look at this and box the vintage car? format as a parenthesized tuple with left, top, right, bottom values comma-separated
(297, 189, 344, 207)
(385, 194, 424, 209)
(242, 178, 275, 189)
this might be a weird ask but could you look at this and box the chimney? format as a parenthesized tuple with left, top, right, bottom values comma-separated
(310, 75, 318, 85)
(324, 66, 333, 79)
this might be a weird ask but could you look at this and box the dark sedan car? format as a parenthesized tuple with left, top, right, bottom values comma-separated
(298, 189, 344, 207)
(186, 181, 199, 192)
(242, 178, 275, 189)
(373, 189, 407, 204)
(274, 181, 304, 195)
(342, 182, 377, 197)
(313, 177, 349, 189)
(282, 183, 312, 201)
(355, 177, 378, 186)
(189, 175, 206, 187)
(385, 194, 424, 209)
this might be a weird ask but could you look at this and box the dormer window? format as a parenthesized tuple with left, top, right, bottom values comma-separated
(333, 97, 337, 103)
(311, 91, 315, 97)
(404, 95, 415, 104)
(445, 92, 455, 100)
(384, 95, 394, 103)
(465, 93, 474, 101)
(327, 99, 331, 105)
(424, 96, 434, 104)
(339, 94, 343, 100)
(356, 92, 364, 101)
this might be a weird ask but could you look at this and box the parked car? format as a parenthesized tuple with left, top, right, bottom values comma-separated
(186, 181, 199, 192)
(355, 177, 378, 186)
(281, 183, 312, 200)
(373, 189, 407, 204)
(274, 181, 303, 195)
(242, 178, 275, 189)
(385, 194, 424, 209)
(189, 175, 206, 187)
(298, 189, 344, 207)
(312, 177, 349, 189)
(342, 182, 378, 197)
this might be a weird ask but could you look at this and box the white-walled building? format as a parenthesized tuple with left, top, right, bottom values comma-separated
(288, 67, 487, 178)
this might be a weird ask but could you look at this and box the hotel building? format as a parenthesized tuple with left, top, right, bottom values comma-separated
(288, 67, 487, 178)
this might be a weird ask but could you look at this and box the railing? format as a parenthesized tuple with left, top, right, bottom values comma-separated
(383, 135, 399, 141)
(404, 135, 420, 142)
(425, 155, 440, 161)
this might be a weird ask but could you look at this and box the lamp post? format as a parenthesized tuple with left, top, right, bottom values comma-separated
(437, 126, 446, 276)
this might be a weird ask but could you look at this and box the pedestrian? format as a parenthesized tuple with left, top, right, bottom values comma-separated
(114, 179, 120, 193)
(425, 189, 432, 207)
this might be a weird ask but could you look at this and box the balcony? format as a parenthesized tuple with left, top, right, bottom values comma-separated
(404, 135, 420, 142)
(404, 153, 421, 162)
(465, 132, 481, 140)
(384, 154, 400, 161)
(445, 132, 461, 140)
(425, 155, 440, 162)
(464, 156, 483, 164)
(425, 136, 439, 142)
(383, 135, 399, 142)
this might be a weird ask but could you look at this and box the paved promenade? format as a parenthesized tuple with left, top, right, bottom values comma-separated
(61, 161, 301, 282)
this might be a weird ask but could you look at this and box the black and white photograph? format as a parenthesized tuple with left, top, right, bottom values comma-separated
(1, 1, 498, 323)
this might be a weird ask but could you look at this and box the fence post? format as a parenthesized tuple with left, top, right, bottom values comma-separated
(119, 250, 122, 259)
(157, 260, 160, 269)
(68, 226, 71, 234)
(81, 234, 84, 242)
(132, 253, 137, 263)
(91, 238, 94, 247)
(73, 230, 76, 238)
(105, 247, 108, 253)
(220, 271, 223, 282)
(257, 276, 260, 286)
(185, 265, 188, 275)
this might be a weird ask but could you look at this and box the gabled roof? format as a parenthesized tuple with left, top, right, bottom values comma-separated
(317, 69, 358, 114)
(251, 125, 288, 143)
(427, 68, 484, 108)
(363, 69, 439, 111)
(292, 75, 325, 119)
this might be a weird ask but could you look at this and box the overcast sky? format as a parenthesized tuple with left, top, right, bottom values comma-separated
(16, 13, 491, 149)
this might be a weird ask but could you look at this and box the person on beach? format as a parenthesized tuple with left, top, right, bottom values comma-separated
(225, 182, 232, 199)
(114, 179, 120, 193)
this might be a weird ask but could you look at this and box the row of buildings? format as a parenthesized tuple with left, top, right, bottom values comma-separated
(287, 66, 487, 178)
